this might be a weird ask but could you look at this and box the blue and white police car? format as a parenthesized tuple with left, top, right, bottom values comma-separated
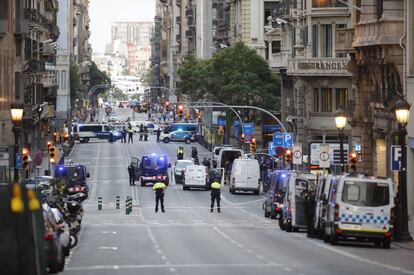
(160, 130, 195, 144)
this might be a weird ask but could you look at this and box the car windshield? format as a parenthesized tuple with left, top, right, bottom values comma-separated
(176, 161, 193, 169)
(54, 166, 85, 185)
(342, 181, 390, 207)
(142, 157, 167, 170)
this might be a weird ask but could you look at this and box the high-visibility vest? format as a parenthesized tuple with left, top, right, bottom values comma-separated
(153, 182, 166, 191)
(211, 181, 221, 190)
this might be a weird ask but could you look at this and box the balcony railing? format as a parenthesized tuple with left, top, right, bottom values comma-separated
(39, 72, 57, 88)
(287, 57, 352, 76)
(176, 16, 181, 25)
(268, 53, 288, 68)
(25, 59, 46, 73)
(185, 29, 193, 38)
(185, 9, 193, 18)
(335, 28, 354, 53)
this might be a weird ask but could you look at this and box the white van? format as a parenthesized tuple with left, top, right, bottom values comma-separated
(183, 165, 209, 190)
(217, 148, 244, 169)
(212, 145, 235, 162)
(280, 173, 317, 232)
(72, 124, 121, 143)
(323, 175, 394, 248)
(229, 159, 260, 195)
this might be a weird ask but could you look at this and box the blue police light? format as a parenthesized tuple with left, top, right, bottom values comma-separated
(281, 174, 287, 178)
(159, 157, 164, 161)
(177, 128, 183, 131)
(151, 153, 156, 156)
(58, 166, 64, 171)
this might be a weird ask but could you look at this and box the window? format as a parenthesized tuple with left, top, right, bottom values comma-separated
(335, 23, 347, 57)
(376, 0, 383, 19)
(335, 88, 348, 109)
(272, 41, 281, 54)
(57, 71, 60, 89)
(312, 25, 318, 57)
(292, 28, 296, 58)
(312, 0, 347, 8)
(61, 70, 67, 89)
(342, 181, 390, 207)
(302, 25, 308, 47)
(321, 88, 333, 112)
(322, 24, 332, 57)
(314, 88, 320, 112)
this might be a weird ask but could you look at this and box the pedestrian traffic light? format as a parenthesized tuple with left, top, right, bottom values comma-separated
(48, 145, 59, 164)
(249, 137, 256, 153)
(22, 147, 30, 171)
(349, 152, 358, 174)
(285, 149, 292, 163)
(217, 126, 224, 136)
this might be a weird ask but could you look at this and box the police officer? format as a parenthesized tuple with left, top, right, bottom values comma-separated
(155, 127, 161, 143)
(122, 126, 127, 143)
(177, 146, 184, 160)
(304, 189, 316, 238)
(210, 178, 221, 213)
(127, 126, 134, 143)
(128, 164, 135, 186)
(153, 181, 166, 213)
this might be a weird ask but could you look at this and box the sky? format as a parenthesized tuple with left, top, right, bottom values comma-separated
(89, 0, 155, 54)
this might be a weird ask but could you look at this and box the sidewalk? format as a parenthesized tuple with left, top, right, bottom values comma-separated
(393, 241, 414, 250)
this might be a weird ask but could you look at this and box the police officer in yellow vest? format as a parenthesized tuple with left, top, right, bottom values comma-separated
(153, 181, 167, 212)
(210, 179, 221, 213)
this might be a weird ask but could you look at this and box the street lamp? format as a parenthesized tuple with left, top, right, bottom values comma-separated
(394, 98, 413, 242)
(10, 100, 24, 183)
(335, 108, 347, 174)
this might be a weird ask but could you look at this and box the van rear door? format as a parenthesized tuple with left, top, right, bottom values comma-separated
(339, 179, 392, 232)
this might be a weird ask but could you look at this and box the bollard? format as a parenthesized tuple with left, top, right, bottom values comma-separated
(125, 196, 130, 215)
(116, 196, 120, 209)
(128, 197, 132, 214)
(98, 197, 102, 210)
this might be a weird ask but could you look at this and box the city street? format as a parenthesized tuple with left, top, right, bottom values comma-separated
(61, 109, 414, 275)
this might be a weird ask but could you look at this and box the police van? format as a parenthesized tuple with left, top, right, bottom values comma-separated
(314, 174, 338, 237)
(72, 123, 122, 143)
(322, 175, 394, 248)
(138, 154, 171, 186)
(280, 172, 316, 232)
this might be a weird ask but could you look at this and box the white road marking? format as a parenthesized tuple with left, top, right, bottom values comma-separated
(98, 246, 118, 250)
(309, 239, 414, 274)
(283, 267, 293, 272)
(113, 265, 120, 270)
(101, 231, 117, 234)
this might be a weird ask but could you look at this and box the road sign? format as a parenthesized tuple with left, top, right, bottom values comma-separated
(244, 134, 252, 143)
(0, 148, 9, 166)
(268, 142, 276, 156)
(310, 143, 349, 166)
(273, 133, 284, 147)
(242, 123, 254, 135)
(292, 145, 302, 165)
(217, 115, 226, 126)
(284, 133, 293, 148)
(391, 145, 402, 171)
(319, 144, 330, 168)
(15, 153, 22, 169)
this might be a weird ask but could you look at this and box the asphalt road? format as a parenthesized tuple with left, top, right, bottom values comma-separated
(62, 108, 414, 275)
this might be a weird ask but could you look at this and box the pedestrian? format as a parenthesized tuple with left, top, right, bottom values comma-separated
(155, 127, 161, 143)
(148, 112, 151, 120)
(202, 157, 208, 167)
(206, 158, 212, 169)
(260, 159, 268, 183)
(144, 126, 149, 141)
(153, 181, 167, 213)
(163, 114, 167, 122)
(304, 189, 317, 238)
(177, 146, 184, 160)
(210, 178, 221, 212)
(122, 126, 127, 143)
(139, 124, 144, 141)
(128, 164, 136, 186)
(127, 126, 134, 143)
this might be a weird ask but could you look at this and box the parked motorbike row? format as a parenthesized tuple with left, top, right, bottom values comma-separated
(35, 178, 88, 273)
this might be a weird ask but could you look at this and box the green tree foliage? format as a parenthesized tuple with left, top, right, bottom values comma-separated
(177, 43, 281, 111)
(88, 61, 111, 94)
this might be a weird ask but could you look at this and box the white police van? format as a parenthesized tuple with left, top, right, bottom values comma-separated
(323, 175, 394, 248)
(72, 124, 121, 143)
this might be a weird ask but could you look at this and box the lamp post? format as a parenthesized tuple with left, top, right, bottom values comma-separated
(394, 99, 413, 242)
(335, 108, 347, 174)
(10, 100, 24, 183)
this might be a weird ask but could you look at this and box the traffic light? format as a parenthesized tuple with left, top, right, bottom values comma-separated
(285, 149, 292, 164)
(22, 147, 30, 171)
(241, 133, 246, 143)
(48, 145, 59, 164)
(165, 101, 170, 110)
(217, 126, 225, 136)
(349, 152, 358, 174)
(177, 104, 184, 118)
(249, 137, 257, 153)
(47, 141, 52, 150)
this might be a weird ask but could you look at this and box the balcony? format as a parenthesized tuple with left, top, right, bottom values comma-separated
(352, 19, 404, 48)
(268, 53, 288, 69)
(0, 19, 6, 37)
(25, 59, 46, 73)
(185, 30, 193, 38)
(176, 0, 181, 7)
(287, 57, 352, 77)
(336, 28, 355, 53)
(39, 72, 57, 88)
(185, 9, 193, 18)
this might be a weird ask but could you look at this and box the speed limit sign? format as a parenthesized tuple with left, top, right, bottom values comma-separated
(319, 144, 330, 168)
(292, 145, 302, 165)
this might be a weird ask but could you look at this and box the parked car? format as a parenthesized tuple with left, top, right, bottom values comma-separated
(160, 130, 195, 144)
(129, 120, 156, 133)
